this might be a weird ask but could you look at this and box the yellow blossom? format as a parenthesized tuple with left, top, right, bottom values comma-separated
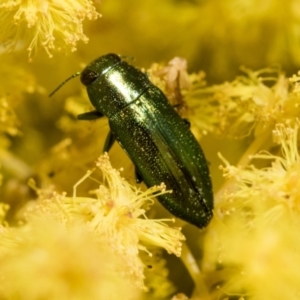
(141, 248, 177, 300)
(23, 153, 185, 290)
(0, 55, 39, 139)
(0, 0, 101, 59)
(186, 67, 298, 139)
(0, 218, 140, 300)
(3, 1, 300, 298)
(202, 123, 300, 299)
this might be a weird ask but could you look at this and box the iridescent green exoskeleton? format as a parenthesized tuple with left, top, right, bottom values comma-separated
(51, 54, 214, 228)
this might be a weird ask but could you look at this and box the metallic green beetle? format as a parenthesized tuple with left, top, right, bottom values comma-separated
(54, 53, 214, 228)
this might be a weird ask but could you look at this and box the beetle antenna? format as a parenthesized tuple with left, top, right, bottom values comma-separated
(49, 72, 81, 97)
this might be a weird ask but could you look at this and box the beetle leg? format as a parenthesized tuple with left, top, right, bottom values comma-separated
(77, 110, 104, 120)
(135, 167, 143, 184)
(103, 130, 116, 152)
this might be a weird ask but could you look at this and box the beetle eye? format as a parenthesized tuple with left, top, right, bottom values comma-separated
(80, 69, 99, 86)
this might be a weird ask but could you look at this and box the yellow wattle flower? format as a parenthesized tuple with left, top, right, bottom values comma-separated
(203, 123, 300, 299)
(0, 0, 100, 59)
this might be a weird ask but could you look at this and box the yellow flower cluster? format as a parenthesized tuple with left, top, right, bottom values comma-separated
(0, 0, 100, 59)
(0, 153, 184, 299)
(186, 67, 297, 139)
(1, 0, 300, 299)
(202, 124, 300, 299)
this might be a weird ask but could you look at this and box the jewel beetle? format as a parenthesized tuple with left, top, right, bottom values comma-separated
(50, 53, 213, 228)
